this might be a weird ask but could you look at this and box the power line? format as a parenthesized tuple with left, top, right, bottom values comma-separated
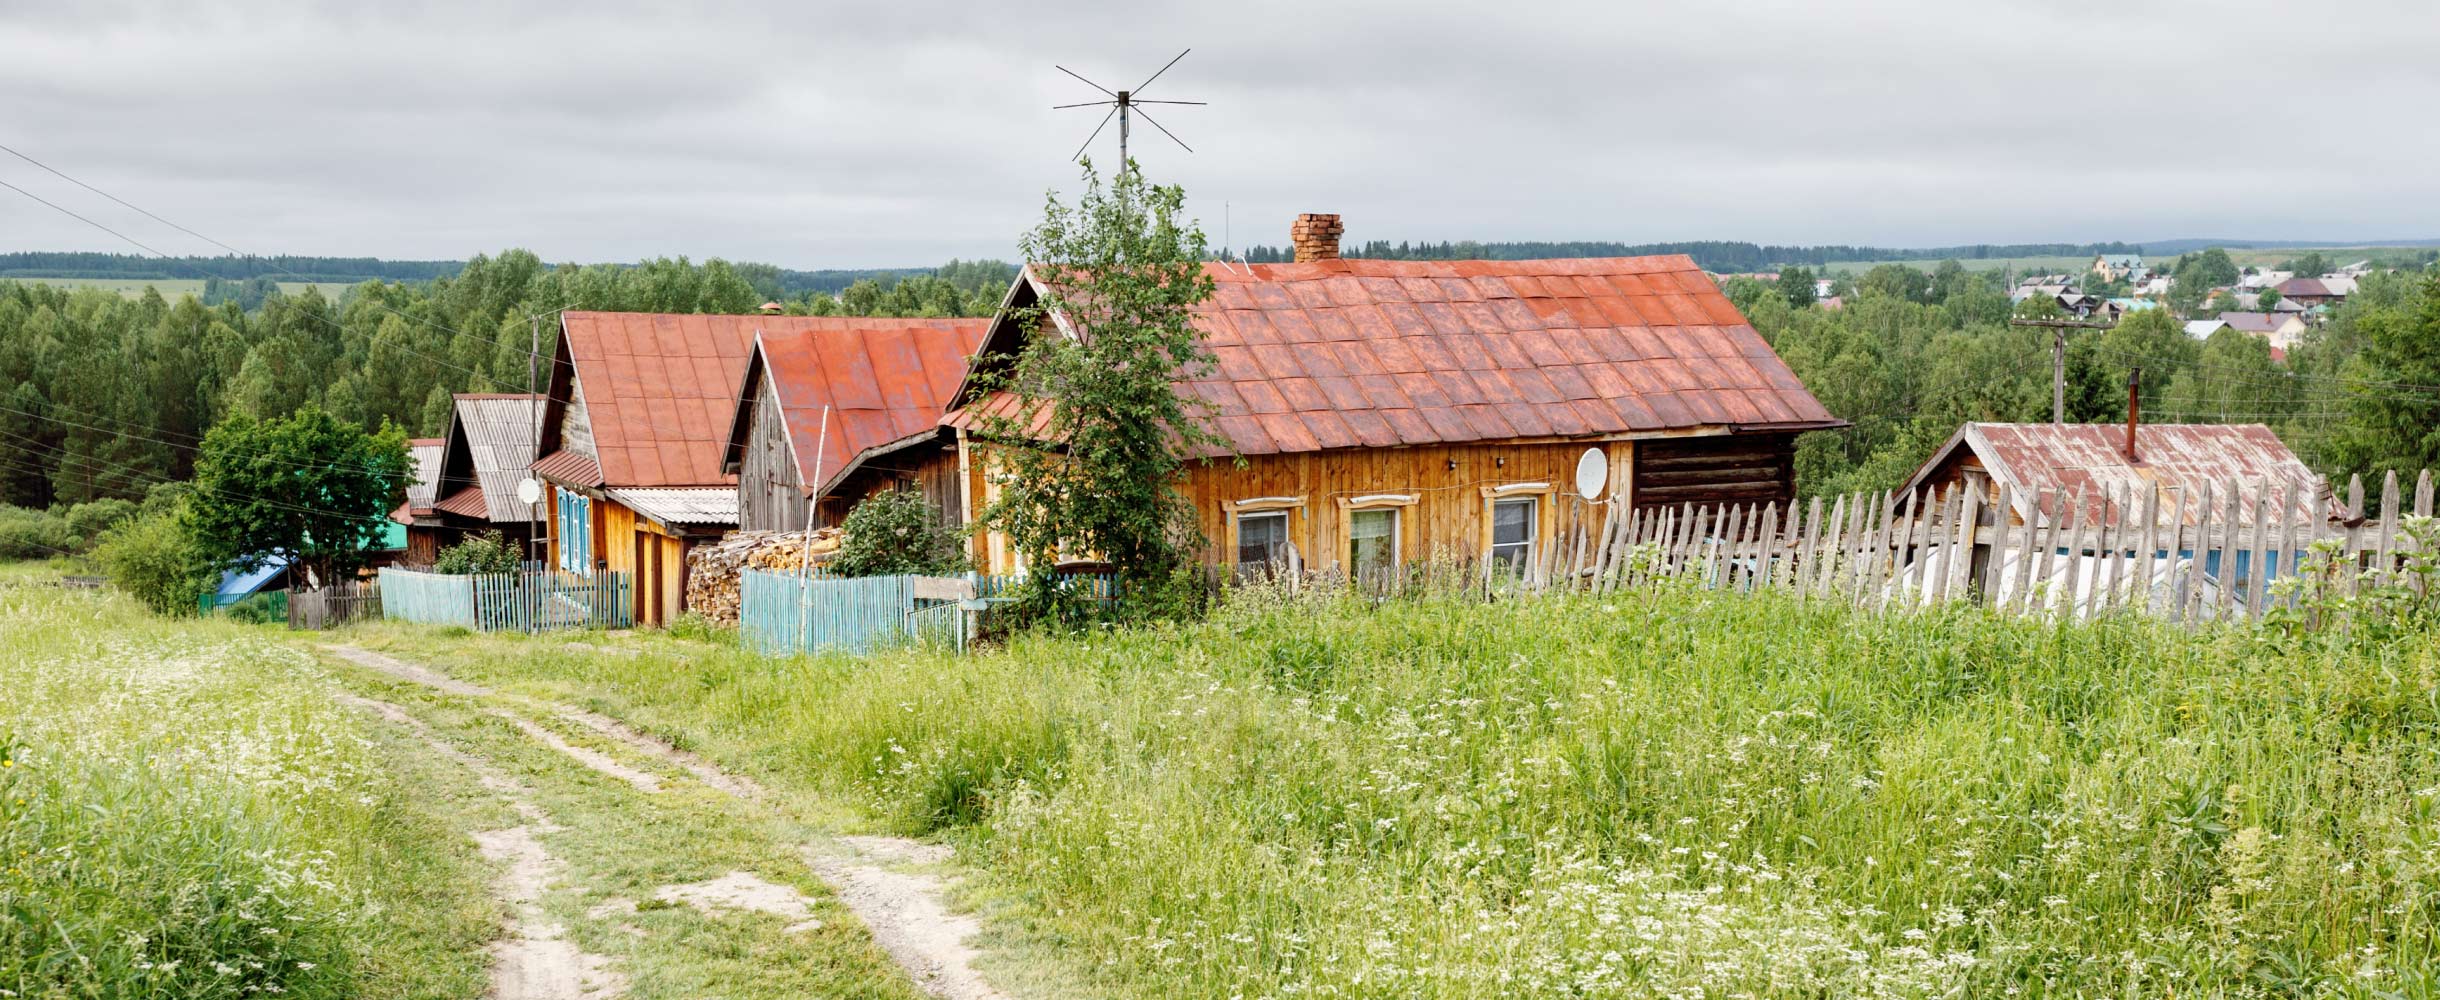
(0, 401, 425, 483)
(0, 428, 411, 530)
(0, 142, 563, 387)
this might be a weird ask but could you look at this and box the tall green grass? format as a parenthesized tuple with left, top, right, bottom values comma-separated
(0, 585, 492, 1000)
(381, 581, 2440, 998)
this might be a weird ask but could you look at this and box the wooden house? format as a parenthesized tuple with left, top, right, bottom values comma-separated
(1900, 421, 2328, 527)
(530, 312, 754, 625)
(945, 214, 1845, 579)
(390, 437, 446, 566)
(719, 318, 989, 533)
(426, 393, 547, 556)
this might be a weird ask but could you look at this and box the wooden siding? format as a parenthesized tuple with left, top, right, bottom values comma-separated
(737, 370, 808, 532)
(966, 439, 1644, 574)
(1629, 434, 1797, 510)
(559, 375, 596, 458)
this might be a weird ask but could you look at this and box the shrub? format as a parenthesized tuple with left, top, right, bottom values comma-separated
(831, 488, 966, 577)
(93, 505, 212, 616)
(432, 530, 522, 575)
(224, 591, 285, 625)
(0, 503, 77, 559)
(63, 496, 138, 544)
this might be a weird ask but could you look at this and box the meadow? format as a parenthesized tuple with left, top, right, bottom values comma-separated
(0, 584, 497, 999)
(351, 579, 2440, 999)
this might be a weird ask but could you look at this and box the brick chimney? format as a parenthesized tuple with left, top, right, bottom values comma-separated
(1290, 213, 1343, 263)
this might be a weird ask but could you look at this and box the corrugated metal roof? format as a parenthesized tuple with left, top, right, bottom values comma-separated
(1904, 422, 2329, 526)
(531, 449, 603, 488)
(444, 394, 545, 523)
(553, 312, 759, 487)
(949, 255, 1843, 457)
(434, 485, 490, 520)
(745, 318, 988, 495)
(603, 487, 738, 526)
(404, 438, 443, 512)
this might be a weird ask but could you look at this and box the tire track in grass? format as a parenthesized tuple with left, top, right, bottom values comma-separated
(322, 645, 1010, 1000)
(333, 692, 625, 1000)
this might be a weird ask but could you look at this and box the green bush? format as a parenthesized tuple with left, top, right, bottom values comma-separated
(93, 506, 212, 616)
(831, 488, 965, 577)
(432, 530, 522, 574)
(0, 503, 77, 559)
(224, 591, 285, 625)
(63, 497, 138, 544)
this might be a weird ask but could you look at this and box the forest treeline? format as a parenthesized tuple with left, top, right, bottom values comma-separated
(0, 251, 1003, 300)
(0, 250, 1014, 509)
(1228, 239, 2146, 271)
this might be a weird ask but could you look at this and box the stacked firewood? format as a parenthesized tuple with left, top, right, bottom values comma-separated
(684, 529, 843, 624)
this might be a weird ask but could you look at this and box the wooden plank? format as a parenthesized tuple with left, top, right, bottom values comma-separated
(1841, 492, 1871, 601)
(2159, 489, 2187, 621)
(1959, 483, 1988, 603)
(1857, 491, 1890, 609)
(2376, 470, 2402, 590)
(2133, 486, 2160, 615)
(1717, 503, 1746, 590)
(1795, 496, 1823, 598)
(2052, 487, 2085, 620)
(2181, 482, 2210, 622)
(2029, 488, 2060, 614)
(2417, 469, 2436, 518)
(1927, 487, 1956, 605)
(2216, 480, 2243, 619)
(2087, 486, 2117, 618)
(1815, 494, 1847, 599)
(2272, 485, 2299, 611)
(2343, 474, 2365, 602)
(2244, 482, 2272, 619)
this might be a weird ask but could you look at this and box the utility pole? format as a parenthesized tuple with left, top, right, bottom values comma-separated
(529, 313, 542, 566)
(2009, 316, 2117, 425)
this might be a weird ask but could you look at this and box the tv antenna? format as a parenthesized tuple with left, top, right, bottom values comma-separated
(1055, 49, 1205, 165)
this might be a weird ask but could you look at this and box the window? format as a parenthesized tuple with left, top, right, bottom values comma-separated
(557, 489, 592, 575)
(1348, 507, 1399, 583)
(1235, 511, 1290, 573)
(1490, 496, 1537, 572)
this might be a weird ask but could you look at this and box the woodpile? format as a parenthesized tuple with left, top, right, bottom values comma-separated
(684, 529, 842, 624)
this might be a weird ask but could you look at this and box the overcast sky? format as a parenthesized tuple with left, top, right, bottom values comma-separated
(4, 0, 2436, 269)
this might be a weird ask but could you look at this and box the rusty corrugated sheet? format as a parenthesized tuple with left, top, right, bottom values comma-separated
(756, 318, 988, 493)
(557, 311, 759, 487)
(972, 255, 1843, 457)
(1910, 422, 2329, 525)
(530, 449, 603, 488)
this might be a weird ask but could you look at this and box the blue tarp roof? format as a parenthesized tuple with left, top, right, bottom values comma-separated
(213, 551, 293, 602)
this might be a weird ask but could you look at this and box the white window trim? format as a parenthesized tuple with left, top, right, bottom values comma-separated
(1345, 505, 1403, 574)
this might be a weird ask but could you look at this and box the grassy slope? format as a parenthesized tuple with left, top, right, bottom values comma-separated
(345, 583, 2440, 999)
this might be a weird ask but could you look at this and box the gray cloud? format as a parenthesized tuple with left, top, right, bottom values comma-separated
(3, 0, 2435, 268)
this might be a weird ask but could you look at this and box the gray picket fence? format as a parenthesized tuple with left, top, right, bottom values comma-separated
(1560, 469, 2437, 622)
(740, 569, 975, 656)
(377, 566, 632, 632)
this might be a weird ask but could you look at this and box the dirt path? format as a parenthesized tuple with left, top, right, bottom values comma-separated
(334, 691, 624, 1000)
(323, 645, 1009, 1000)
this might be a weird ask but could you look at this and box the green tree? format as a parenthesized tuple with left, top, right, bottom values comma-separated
(186, 408, 412, 587)
(1778, 266, 1817, 308)
(2286, 251, 2329, 277)
(830, 489, 965, 577)
(433, 530, 522, 574)
(2257, 287, 2283, 311)
(2324, 271, 2440, 476)
(974, 160, 1229, 617)
(1856, 264, 1929, 303)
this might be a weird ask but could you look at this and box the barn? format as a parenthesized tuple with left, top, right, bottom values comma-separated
(946, 215, 1845, 579)
(719, 317, 989, 533)
(530, 311, 755, 625)
(390, 437, 446, 566)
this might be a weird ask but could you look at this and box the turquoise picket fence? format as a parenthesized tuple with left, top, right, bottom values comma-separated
(379, 567, 478, 626)
(378, 567, 630, 632)
(739, 569, 969, 656)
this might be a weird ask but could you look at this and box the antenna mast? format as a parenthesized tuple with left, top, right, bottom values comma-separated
(1056, 49, 1205, 165)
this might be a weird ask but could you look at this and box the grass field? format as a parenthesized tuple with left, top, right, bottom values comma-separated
(0, 583, 498, 999)
(0, 276, 359, 299)
(340, 579, 2440, 999)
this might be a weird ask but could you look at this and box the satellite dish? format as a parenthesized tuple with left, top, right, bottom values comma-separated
(1574, 448, 1609, 501)
(516, 477, 543, 505)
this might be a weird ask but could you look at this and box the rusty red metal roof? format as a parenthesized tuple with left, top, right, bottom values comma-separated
(949, 255, 1840, 456)
(530, 449, 603, 488)
(743, 318, 988, 494)
(554, 311, 761, 487)
(1903, 422, 2329, 525)
(434, 485, 490, 520)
